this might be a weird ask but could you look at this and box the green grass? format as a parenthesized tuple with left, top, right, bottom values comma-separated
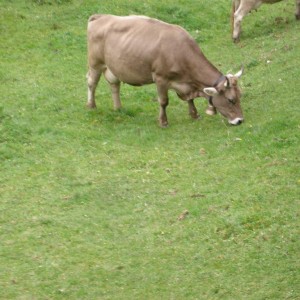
(0, 0, 299, 299)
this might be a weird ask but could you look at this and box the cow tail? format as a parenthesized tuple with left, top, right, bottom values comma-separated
(88, 14, 103, 23)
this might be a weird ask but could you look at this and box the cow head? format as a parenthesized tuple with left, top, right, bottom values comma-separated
(203, 69, 244, 125)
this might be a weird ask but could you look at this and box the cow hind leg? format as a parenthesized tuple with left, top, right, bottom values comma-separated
(110, 83, 121, 110)
(188, 99, 200, 119)
(104, 68, 122, 110)
(87, 67, 102, 109)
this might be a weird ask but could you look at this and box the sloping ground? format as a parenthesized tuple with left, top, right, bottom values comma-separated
(0, 0, 299, 299)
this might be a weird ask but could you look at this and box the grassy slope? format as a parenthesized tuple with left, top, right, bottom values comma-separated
(0, 0, 299, 299)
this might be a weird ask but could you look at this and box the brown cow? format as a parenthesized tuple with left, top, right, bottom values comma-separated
(87, 14, 244, 126)
(232, 0, 300, 42)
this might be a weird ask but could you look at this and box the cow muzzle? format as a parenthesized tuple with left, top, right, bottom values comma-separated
(229, 117, 243, 125)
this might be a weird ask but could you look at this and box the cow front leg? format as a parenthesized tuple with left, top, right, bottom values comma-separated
(87, 68, 101, 108)
(296, 0, 300, 20)
(188, 99, 200, 119)
(231, 0, 241, 36)
(156, 80, 169, 127)
(233, 3, 252, 42)
(233, 11, 243, 42)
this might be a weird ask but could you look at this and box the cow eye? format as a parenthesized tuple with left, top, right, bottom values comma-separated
(228, 98, 235, 104)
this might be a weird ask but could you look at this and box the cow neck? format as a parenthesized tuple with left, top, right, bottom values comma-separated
(212, 74, 226, 88)
(191, 50, 223, 90)
(208, 74, 227, 107)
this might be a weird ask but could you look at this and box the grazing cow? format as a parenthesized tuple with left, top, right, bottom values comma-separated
(232, 0, 300, 42)
(87, 14, 244, 127)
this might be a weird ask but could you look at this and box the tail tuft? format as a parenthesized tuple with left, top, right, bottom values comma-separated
(88, 14, 103, 23)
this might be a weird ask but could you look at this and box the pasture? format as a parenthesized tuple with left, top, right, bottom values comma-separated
(0, 0, 299, 299)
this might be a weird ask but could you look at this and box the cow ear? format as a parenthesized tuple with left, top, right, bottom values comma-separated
(224, 78, 231, 88)
(203, 87, 219, 96)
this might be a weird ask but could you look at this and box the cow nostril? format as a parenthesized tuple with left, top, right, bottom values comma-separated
(237, 119, 243, 125)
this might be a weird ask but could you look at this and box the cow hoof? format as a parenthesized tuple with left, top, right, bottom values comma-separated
(159, 122, 169, 128)
(86, 102, 96, 109)
(296, 14, 300, 20)
(205, 107, 217, 116)
(192, 114, 201, 120)
(189, 113, 200, 120)
(233, 37, 240, 43)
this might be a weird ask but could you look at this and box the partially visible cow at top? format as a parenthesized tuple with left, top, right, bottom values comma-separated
(232, 0, 300, 42)
(87, 14, 244, 127)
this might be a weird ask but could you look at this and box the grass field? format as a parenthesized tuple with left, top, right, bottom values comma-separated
(1, 0, 299, 299)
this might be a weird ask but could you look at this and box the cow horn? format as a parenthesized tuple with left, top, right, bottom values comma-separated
(234, 65, 244, 78)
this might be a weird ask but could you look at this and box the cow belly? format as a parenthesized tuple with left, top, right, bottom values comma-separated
(105, 60, 154, 86)
(103, 36, 156, 85)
